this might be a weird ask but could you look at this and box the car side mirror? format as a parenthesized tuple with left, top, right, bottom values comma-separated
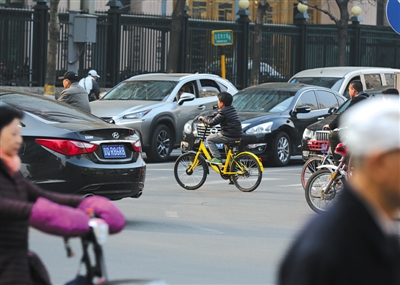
(294, 106, 311, 113)
(328, 107, 337, 114)
(178, 93, 195, 105)
(99, 91, 107, 99)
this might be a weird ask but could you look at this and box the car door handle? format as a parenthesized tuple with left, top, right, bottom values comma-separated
(317, 117, 325, 120)
(198, 105, 206, 111)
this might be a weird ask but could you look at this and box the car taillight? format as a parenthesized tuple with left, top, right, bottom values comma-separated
(35, 139, 98, 156)
(132, 139, 142, 153)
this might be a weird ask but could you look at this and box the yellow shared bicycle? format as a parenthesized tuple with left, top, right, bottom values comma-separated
(174, 120, 264, 192)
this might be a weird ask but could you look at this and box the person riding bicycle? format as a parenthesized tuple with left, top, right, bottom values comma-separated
(323, 80, 368, 164)
(198, 92, 242, 165)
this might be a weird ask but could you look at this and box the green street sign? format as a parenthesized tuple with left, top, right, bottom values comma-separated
(211, 30, 233, 46)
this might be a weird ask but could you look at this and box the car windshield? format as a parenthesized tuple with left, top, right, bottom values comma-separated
(0, 94, 100, 123)
(233, 89, 296, 112)
(102, 80, 177, 101)
(290, 77, 344, 91)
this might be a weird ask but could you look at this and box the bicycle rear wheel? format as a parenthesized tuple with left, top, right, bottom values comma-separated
(300, 156, 324, 189)
(174, 153, 207, 190)
(305, 169, 344, 213)
(230, 153, 262, 192)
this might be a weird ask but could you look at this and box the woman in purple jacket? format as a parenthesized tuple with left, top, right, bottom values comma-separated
(0, 105, 125, 285)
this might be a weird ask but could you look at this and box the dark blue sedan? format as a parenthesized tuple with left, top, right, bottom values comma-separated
(181, 83, 346, 166)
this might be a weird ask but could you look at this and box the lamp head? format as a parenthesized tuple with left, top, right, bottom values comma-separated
(238, 0, 250, 10)
(351, 6, 362, 16)
(297, 3, 308, 13)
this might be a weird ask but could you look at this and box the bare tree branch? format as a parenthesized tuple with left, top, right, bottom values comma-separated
(298, 0, 339, 27)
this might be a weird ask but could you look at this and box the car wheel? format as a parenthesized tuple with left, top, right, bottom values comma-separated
(146, 124, 173, 162)
(271, 132, 291, 167)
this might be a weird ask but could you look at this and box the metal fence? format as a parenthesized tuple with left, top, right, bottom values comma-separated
(1, 4, 400, 89)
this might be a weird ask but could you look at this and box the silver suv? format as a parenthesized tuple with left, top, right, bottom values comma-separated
(90, 73, 238, 162)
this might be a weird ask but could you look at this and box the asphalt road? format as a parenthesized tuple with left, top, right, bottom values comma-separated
(29, 153, 315, 285)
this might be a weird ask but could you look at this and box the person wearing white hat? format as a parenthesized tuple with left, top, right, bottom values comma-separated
(79, 69, 101, 101)
(278, 97, 400, 285)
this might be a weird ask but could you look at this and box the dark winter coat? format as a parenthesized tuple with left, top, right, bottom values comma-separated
(202, 105, 242, 138)
(0, 159, 84, 285)
(278, 183, 400, 285)
(328, 91, 369, 130)
(56, 82, 91, 113)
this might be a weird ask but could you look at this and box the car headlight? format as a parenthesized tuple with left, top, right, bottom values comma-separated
(123, 110, 151, 120)
(303, 128, 316, 140)
(183, 120, 193, 134)
(245, 122, 273, 134)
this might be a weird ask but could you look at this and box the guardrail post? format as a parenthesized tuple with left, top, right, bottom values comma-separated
(32, 1, 49, 86)
(106, 1, 122, 87)
(350, 20, 361, 66)
(295, 12, 308, 73)
(236, 8, 250, 89)
(179, 5, 190, 72)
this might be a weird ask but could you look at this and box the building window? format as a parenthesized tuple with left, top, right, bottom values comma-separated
(218, 2, 232, 21)
(192, 0, 207, 19)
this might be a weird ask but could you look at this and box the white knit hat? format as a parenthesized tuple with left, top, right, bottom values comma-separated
(88, 70, 100, 78)
(339, 97, 400, 156)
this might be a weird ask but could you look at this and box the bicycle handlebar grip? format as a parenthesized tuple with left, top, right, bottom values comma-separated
(29, 197, 90, 237)
(78, 196, 125, 234)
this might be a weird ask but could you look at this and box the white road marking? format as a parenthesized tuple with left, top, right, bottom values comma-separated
(165, 210, 179, 218)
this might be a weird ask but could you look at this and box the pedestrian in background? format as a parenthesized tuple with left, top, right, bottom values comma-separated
(79, 69, 101, 101)
(278, 98, 400, 285)
(56, 71, 91, 113)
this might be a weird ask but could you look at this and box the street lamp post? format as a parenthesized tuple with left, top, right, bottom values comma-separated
(350, 6, 362, 66)
(295, 3, 309, 72)
(350, 6, 362, 25)
(295, 2, 309, 25)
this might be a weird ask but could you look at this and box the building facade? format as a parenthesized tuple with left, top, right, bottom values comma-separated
(1, 0, 383, 26)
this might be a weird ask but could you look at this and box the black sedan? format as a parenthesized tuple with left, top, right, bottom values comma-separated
(301, 89, 387, 161)
(0, 90, 145, 200)
(181, 83, 346, 166)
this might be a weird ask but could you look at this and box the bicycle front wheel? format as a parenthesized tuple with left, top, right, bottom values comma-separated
(305, 169, 344, 213)
(230, 153, 262, 192)
(300, 156, 324, 189)
(174, 153, 207, 190)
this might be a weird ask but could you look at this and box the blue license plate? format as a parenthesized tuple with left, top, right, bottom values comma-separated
(204, 140, 224, 150)
(102, 145, 126, 158)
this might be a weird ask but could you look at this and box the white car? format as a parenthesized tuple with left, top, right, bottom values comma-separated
(90, 73, 238, 162)
(205, 59, 284, 81)
(288, 66, 400, 98)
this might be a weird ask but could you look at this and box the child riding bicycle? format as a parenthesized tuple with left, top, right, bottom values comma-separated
(198, 92, 242, 165)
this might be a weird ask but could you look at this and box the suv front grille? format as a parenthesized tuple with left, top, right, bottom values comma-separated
(316, 130, 330, 141)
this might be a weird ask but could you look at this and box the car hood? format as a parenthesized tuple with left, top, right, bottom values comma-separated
(238, 111, 284, 125)
(90, 100, 165, 117)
